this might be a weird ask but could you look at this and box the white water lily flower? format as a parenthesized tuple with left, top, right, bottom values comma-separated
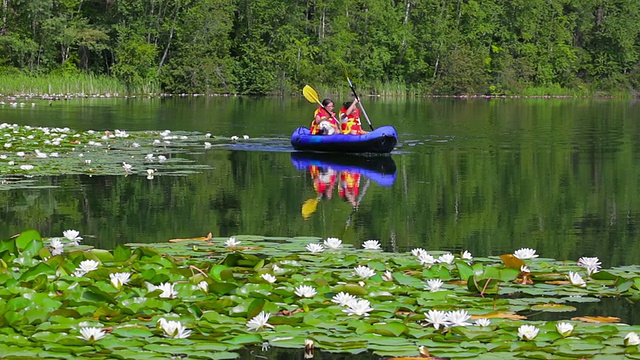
(109, 272, 131, 290)
(382, 270, 393, 282)
(122, 162, 132, 172)
(425, 279, 444, 292)
(354, 265, 376, 279)
(513, 248, 539, 260)
(577, 256, 601, 276)
(518, 324, 540, 341)
(323, 237, 342, 249)
(306, 243, 324, 253)
(625, 332, 640, 346)
(568, 271, 586, 287)
(411, 248, 428, 257)
(556, 322, 574, 337)
(261, 273, 277, 283)
(158, 318, 192, 339)
(424, 310, 448, 330)
(475, 318, 491, 327)
(204, 142, 212, 149)
(225, 236, 240, 247)
(156, 282, 178, 298)
(437, 253, 455, 264)
(331, 292, 357, 306)
(446, 309, 472, 327)
(78, 326, 106, 341)
(362, 240, 381, 250)
(77, 259, 99, 274)
(417, 251, 436, 266)
(247, 311, 274, 331)
(343, 299, 374, 317)
(243, 135, 250, 140)
(63, 229, 83, 245)
(20, 164, 33, 170)
(197, 281, 208, 293)
(461, 250, 473, 261)
(49, 238, 64, 256)
(295, 284, 317, 298)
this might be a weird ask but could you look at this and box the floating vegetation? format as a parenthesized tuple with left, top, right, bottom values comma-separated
(2, 230, 640, 358)
(0, 123, 259, 189)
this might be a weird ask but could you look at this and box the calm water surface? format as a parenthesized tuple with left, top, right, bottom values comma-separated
(1, 96, 640, 270)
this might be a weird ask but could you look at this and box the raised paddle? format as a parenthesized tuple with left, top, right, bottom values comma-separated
(344, 70, 374, 131)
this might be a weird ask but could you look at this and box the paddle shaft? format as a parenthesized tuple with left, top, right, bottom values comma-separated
(347, 77, 374, 131)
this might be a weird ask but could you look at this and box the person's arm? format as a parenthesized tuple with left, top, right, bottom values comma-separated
(345, 98, 359, 116)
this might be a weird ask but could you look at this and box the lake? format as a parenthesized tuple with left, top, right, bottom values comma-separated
(1, 96, 639, 268)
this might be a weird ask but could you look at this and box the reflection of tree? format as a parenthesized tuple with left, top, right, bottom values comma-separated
(1, 100, 640, 267)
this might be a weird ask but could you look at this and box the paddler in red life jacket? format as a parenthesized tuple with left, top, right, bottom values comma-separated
(310, 165, 337, 199)
(339, 170, 361, 208)
(339, 98, 369, 135)
(310, 99, 340, 135)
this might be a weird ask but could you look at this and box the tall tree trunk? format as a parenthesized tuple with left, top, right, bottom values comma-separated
(397, 0, 411, 64)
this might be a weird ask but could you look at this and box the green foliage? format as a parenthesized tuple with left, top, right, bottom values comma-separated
(1, 0, 640, 94)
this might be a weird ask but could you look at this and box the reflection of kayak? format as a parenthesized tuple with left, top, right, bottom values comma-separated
(290, 125, 398, 154)
(291, 152, 396, 187)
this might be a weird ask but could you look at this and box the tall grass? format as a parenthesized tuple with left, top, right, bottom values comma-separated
(0, 74, 158, 96)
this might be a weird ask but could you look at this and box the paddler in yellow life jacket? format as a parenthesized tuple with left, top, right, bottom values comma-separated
(310, 99, 340, 135)
(339, 170, 361, 208)
(339, 98, 369, 135)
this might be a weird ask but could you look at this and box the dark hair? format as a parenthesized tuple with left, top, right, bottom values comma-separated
(343, 101, 353, 108)
(321, 98, 333, 107)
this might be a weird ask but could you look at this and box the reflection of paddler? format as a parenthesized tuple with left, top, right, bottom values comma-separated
(339, 170, 361, 208)
(310, 165, 337, 199)
(301, 165, 338, 220)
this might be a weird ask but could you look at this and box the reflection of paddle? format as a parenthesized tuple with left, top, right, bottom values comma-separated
(301, 196, 320, 220)
(302, 85, 339, 123)
(344, 68, 374, 131)
(344, 179, 371, 230)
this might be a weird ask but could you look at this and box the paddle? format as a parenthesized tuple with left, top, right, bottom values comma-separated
(302, 85, 339, 123)
(301, 196, 320, 220)
(344, 179, 371, 231)
(344, 70, 374, 131)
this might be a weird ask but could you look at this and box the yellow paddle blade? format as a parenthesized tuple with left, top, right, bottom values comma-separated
(301, 197, 319, 219)
(302, 85, 320, 105)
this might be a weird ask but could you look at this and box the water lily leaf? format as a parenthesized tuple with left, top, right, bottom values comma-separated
(571, 316, 621, 323)
(591, 271, 618, 281)
(456, 261, 474, 281)
(479, 312, 527, 320)
(90, 249, 114, 263)
(392, 272, 423, 289)
(530, 303, 577, 312)
(15, 229, 42, 252)
(225, 333, 263, 345)
(370, 322, 408, 337)
(113, 245, 132, 262)
(19, 262, 54, 281)
(500, 254, 526, 269)
(82, 287, 116, 304)
(333, 284, 367, 295)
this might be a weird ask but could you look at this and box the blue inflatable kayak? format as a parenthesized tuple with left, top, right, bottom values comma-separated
(290, 125, 398, 154)
(291, 152, 396, 187)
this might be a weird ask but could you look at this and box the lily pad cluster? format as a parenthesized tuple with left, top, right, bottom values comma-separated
(0, 123, 244, 188)
(2, 230, 640, 359)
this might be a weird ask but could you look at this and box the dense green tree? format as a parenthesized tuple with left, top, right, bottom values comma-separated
(0, 0, 639, 95)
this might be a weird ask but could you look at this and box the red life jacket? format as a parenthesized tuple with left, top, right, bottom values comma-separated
(339, 107, 362, 134)
(310, 107, 337, 135)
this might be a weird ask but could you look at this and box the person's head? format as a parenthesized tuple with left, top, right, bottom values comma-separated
(321, 98, 334, 111)
(343, 101, 353, 109)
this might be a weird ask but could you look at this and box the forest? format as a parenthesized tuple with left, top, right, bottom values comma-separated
(0, 0, 639, 96)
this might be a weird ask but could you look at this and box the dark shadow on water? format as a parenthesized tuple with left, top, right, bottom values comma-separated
(238, 346, 380, 360)
(518, 296, 640, 325)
